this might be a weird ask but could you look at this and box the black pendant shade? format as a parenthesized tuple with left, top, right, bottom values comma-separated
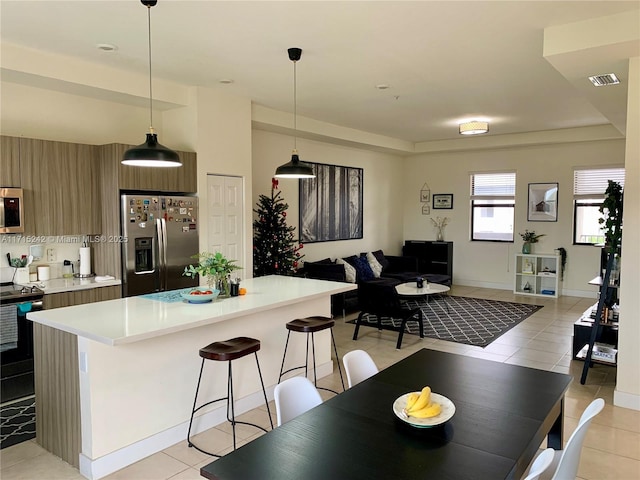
(275, 153, 315, 178)
(274, 47, 315, 179)
(122, 0, 181, 168)
(122, 133, 181, 167)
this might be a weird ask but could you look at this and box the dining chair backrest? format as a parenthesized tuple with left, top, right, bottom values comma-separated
(550, 398, 605, 480)
(523, 448, 555, 480)
(274, 376, 323, 427)
(343, 349, 379, 388)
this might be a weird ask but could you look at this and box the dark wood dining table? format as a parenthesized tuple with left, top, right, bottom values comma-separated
(200, 348, 572, 480)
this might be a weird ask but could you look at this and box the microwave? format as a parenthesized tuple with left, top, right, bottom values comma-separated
(0, 187, 24, 234)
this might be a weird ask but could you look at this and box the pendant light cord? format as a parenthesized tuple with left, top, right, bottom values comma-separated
(147, 5, 154, 132)
(293, 58, 297, 151)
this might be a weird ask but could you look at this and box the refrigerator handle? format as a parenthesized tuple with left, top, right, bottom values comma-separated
(161, 217, 168, 290)
(156, 218, 165, 290)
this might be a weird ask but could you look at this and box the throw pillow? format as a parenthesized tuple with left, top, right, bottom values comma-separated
(366, 252, 383, 278)
(352, 256, 375, 282)
(336, 258, 356, 283)
(372, 250, 390, 269)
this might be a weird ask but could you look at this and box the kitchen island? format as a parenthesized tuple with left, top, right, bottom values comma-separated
(27, 275, 355, 480)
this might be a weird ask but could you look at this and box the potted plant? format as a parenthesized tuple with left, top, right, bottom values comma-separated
(599, 180, 623, 256)
(519, 230, 545, 254)
(183, 252, 241, 297)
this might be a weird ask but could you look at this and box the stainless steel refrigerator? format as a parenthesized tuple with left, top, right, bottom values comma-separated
(121, 193, 199, 297)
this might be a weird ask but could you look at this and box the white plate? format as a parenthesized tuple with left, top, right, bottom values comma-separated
(392, 392, 455, 428)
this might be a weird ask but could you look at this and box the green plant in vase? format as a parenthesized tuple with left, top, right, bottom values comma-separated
(183, 252, 241, 297)
(519, 230, 545, 254)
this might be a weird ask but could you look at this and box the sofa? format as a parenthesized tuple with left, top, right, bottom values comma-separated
(299, 250, 451, 316)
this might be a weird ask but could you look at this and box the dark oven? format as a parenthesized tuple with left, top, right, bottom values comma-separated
(1, 284, 44, 403)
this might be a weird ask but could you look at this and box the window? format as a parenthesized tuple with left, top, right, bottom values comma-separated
(471, 172, 515, 241)
(573, 167, 625, 245)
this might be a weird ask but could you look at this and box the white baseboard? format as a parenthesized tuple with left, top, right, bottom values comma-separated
(454, 279, 596, 299)
(79, 362, 333, 479)
(614, 389, 640, 411)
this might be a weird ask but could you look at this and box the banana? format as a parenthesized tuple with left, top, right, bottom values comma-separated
(408, 402, 442, 419)
(405, 393, 419, 411)
(406, 386, 431, 413)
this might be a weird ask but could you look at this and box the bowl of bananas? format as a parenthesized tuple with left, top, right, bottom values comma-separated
(392, 386, 455, 428)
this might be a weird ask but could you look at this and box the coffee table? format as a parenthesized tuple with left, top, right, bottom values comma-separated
(396, 281, 450, 297)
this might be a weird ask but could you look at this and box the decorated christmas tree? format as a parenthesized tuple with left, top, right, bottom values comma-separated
(253, 178, 304, 277)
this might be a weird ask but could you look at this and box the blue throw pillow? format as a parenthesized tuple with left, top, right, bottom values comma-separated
(353, 256, 375, 282)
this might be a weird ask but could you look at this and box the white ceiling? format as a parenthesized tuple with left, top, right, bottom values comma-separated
(1, 1, 638, 144)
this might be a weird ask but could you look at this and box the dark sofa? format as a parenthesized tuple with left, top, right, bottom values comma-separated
(300, 250, 451, 316)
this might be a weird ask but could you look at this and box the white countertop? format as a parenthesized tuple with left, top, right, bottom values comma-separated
(27, 275, 355, 346)
(18, 276, 121, 294)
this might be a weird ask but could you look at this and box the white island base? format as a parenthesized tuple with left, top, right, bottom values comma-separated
(29, 276, 355, 479)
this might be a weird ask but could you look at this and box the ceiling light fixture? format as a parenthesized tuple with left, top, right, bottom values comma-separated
(459, 121, 489, 135)
(122, 0, 181, 168)
(274, 48, 315, 179)
(588, 73, 620, 87)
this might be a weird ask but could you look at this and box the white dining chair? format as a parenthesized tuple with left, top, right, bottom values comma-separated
(274, 376, 323, 426)
(343, 349, 379, 387)
(540, 398, 605, 480)
(522, 448, 555, 480)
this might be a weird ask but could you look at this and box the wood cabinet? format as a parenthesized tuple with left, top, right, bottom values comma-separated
(402, 240, 453, 279)
(20, 138, 101, 236)
(514, 253, 561, 298)
(116, 144, 197, 192)
(0, 135, 21, 187)
(42, 285, 120, 309)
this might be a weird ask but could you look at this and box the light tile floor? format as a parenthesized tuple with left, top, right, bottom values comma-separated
(2, 286, 639, 479)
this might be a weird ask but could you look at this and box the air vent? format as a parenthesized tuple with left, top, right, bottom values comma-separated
(588, 73, 620, 87)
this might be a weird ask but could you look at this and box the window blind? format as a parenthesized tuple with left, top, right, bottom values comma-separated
(471, 173, 516, 196)
(573, 168, 625, 195)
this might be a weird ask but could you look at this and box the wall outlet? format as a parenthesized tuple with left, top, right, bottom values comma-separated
(47, 248, 56, 262)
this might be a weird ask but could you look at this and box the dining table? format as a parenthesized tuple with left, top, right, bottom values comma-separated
(200, 348, 572, 480)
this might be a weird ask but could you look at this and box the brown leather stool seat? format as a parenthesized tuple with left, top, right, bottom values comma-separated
(187, 336, 273, 457)
(277, 316, 345, 395)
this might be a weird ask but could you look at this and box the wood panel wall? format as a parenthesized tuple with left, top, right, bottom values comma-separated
(0, 135, 21, 187)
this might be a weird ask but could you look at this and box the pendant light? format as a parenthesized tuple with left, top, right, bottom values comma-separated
(122, 0, 181, 168)
(274, 48, 315, 179)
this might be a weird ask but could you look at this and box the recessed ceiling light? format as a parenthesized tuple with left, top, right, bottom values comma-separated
(588, 73, 620, 87)
(375, 84, 390, 90)
(96, 43, 118, 52)
(459, 121, 489, 135)
(218, 79, 234, 85)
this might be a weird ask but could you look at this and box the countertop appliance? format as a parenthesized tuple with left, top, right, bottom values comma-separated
(0, 187, 24, 234)
(121, 193, 199, 297)
(0, 282, 44, 403)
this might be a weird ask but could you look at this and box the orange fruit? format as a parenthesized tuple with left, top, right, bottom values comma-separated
(238, 287, 247, 295)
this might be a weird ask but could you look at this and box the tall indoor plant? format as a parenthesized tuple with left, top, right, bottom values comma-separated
(183, 252, 241, 297)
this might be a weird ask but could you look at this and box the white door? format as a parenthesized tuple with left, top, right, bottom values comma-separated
(207, 175, 244, 278)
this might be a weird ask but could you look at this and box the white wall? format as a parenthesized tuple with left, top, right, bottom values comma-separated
(403, 139, 626, 296)
(251, 129, 406, 266)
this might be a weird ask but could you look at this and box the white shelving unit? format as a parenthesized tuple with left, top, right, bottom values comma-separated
(514, 253, 561, 298)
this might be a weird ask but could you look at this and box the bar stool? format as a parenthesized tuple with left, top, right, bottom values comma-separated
(277, 316, 345, 395)
(187, 336, 273, 457)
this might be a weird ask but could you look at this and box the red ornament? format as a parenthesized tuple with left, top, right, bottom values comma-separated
(283, 212, 286, 217)
(272, 178, 279, 190)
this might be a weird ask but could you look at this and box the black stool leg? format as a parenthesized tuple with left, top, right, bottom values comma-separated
(330, 329, 346, 391)
(277, 330, 292, 384)
(254, 352, 274, 429)
(227, 360, 237, 450)
(187, 358, 206, 448)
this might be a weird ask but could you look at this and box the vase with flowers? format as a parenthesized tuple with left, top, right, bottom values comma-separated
(431, 216, 450, 242)
(183, 252, 241, 297)
(519, 230, 545, 254)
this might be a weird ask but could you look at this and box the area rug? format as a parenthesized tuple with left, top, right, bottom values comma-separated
(353, 296, 543, 347)
(1, 396, 36, 449)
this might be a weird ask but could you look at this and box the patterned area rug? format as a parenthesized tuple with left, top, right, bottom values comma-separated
(1, 396, 35, 449)
(354, 296, 543, 347)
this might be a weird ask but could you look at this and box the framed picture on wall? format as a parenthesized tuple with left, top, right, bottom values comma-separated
(527, 183, 558, 222)
(433, 194, 453, 209)
(299, 162, 364, 243)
